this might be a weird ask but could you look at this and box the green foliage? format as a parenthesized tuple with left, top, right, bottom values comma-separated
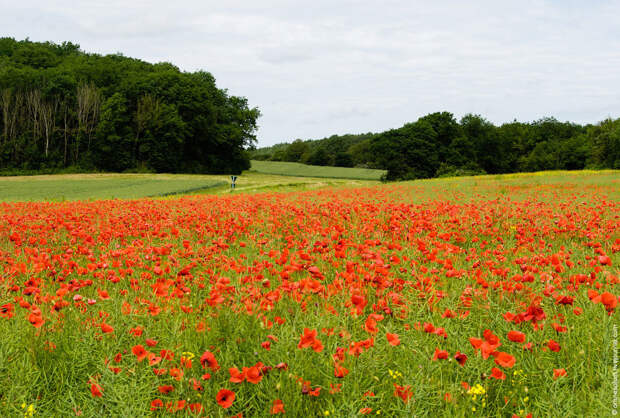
(251, 110, 616, 180)
(587, 118, 620, 169)
(304, 147, 331, 166)
(333, 152, 354, 167)
(283, 139, 310, 162)
(0, 37, 260, 173)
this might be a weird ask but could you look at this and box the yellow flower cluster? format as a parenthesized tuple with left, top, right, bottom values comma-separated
(21, 403, 35, 417)
(467, 384, 486, 396)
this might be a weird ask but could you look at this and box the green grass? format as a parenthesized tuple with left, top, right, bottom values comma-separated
(1, 169, 616, 203)
(250, 160, 386, 180)
(0, 172, 378, 202)
(0, 173, 227, 201)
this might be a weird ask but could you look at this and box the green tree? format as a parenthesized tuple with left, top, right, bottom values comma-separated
(284, 139, 309, 162)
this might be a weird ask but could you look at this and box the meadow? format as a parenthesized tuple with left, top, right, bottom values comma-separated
(0, 170, 618, 417)
(0, 172, 377, 202)
(249, 160, 386, 180)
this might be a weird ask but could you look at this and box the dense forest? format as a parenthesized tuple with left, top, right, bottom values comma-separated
(0, 38, 260, 173)
(252, 113, 620, 180)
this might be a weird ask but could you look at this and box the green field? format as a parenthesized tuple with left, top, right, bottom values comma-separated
(0, 172, 378, 202)
(0, 174, 226, 201)
(0, 170, 617, 202)
(250, 160, 386, 180)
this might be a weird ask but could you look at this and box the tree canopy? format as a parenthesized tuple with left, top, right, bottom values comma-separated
(252, 112, 618, 180)
(0, 38, 260, 173)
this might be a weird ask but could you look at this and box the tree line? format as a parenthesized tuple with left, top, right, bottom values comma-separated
(0, 38, 260, 174)
(251, 112, 619, 180)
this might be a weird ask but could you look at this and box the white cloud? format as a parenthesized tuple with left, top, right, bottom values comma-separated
(2, 0, 619, 145)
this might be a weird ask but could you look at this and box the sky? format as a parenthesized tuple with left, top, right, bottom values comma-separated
(2, 0, 620, 147)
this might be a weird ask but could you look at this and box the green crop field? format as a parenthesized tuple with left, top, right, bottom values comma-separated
(0, 174, 226, 202)
(250, 160, 386, 180)
(0, 172, 378, 202)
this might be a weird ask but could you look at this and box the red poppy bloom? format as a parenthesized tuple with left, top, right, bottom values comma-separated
(454, 351, 468, 366)
(158, 385, 174, 394)
(553, 368, 567, 379)
(270, 399, 285, 414)
(489, 367, 506, 380)
(507, 330, 525, 343)
(100, 323, 114, 333)
(229, 367, 245, 383)
(132, 345, 148, 362)
(386, 333, 401, 346)
(433, 348, 449, 360)
(188, 403, 203, 413)
(547, 340, 561, 352)
(216, 389, 235, 409)
(393, 384, 413, 403)
(298, 328, 318, 349)
(494, 352, 516, 368)
(28, 313, 44, 328)
(244, 365, 263, 384)
(200, 350, 220, 371)
(90, 383, 103, 397)
(150, 399, 163, 410)
(169, 368, 183, 381)
(334, 363, 349, 378)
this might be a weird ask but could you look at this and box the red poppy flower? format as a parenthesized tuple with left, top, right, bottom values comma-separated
(200, 350, 220, 371)
(100, 323, 114, 334)
(132, 345, 148, 362)
(244, 365, 263, 384)
(433, 348, 449, 360)
(270, 399, 285, 414)
(454, 351, 468, 366)
(489, 367, 506, 380)
(494, 352, 516, 368)
(507, 330, 525, 343)
(188, 403, 203, 413)
(553, 368, 567, 379)
(386, 333, 401, 346)
(90, 383, 103, 397)
(298, 328, 318, 349)
(308, 387, 321, 397)
(393, 384, 413, 403)
(334, 363, 349, 378)
(158, 385, 174, 394)
(129, 326, 143, 337)
(150, 399, 163, 410)
(229, 367, 245, 383)
(169, 368, 183, 381)
(547, 340, 561, 352)
(216, 389, 235, 409)
(28, 313, 44, 328)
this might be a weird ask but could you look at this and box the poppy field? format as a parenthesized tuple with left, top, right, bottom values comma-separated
(0, 171, 618, 417)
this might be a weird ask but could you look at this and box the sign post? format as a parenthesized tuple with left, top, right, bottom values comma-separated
(230, 175, 237, 189)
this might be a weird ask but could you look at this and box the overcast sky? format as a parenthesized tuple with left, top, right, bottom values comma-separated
(2, 0, 620, 146)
